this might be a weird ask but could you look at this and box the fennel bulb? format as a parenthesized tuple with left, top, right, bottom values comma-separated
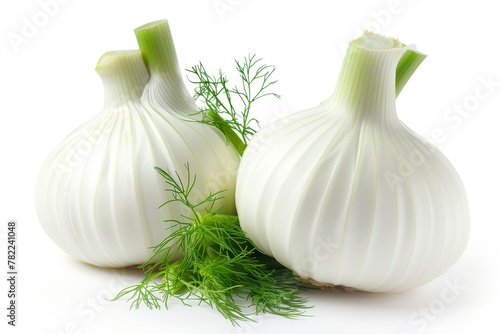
(236, 32, 469, 292)
(35, 20, 239, 268)
(112, 52, 303, 324)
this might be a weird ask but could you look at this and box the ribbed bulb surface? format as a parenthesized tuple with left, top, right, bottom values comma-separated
(35, 22, 240, 267)
(236, 33, 469, 292)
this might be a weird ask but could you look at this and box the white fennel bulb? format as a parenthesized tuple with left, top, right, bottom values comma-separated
(35, 20, 239, 268)
(236, 32, 469, 292)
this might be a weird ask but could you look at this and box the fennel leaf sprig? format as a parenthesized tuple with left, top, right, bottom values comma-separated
(114, 164, 309, 325)
(188, 54, 279, 155)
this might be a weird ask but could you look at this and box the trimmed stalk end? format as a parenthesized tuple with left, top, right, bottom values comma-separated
(135, 19, 170, 32)
(349, 31, 427, 97)
(96, 50, 142, 71)
(352, 31, 402, 50)
(134, 19, 179, 75)
(95, 50, 150, 106)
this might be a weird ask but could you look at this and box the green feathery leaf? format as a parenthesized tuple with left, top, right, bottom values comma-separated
(187, 55, 280, 155)
(114, 163, 310, 325)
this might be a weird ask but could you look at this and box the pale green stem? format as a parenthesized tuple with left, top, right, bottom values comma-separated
(95, 50, 150, 109)
(333, 32, 425, 122)
(135, 19, 181, 78)
(396, 47, 427, 97)
(134, 19, 198, 113)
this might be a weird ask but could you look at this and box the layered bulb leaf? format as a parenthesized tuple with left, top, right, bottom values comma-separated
(35, 20, 239, 268)
(236, 32, 470, 292)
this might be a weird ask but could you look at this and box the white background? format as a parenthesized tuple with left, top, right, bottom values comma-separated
(1, 0, 499, 333)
